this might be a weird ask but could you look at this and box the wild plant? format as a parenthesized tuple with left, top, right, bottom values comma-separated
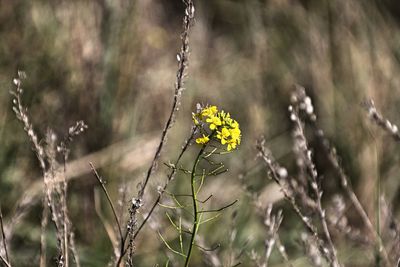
(156, 104, 241, 266)
(256, 86, 400, 266)
(8, 71, 87, 267)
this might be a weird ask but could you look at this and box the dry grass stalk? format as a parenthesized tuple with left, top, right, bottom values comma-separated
(262, 204, 288, 267)
(363, 99, 400, 141)
(11, 71, 86, 267)
(136, 0, 195, 201)
(0, 206, 10, 267)
(90, 163, 126, 267)
(122, 0, 195, 263)
(133, 126, 196, 241)
(256, 140, 334, 265)
(289, 87, 341, 267)
(6, 133, 158, 240)
(293, 85, 390, 264)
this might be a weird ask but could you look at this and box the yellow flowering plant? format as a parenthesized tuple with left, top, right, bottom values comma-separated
(160, 104, 240, 267)
(175, 104, 239, 266)
(192, 105, 241, 151)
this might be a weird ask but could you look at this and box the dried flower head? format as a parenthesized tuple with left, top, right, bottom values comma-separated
(192, 105, 241, 151)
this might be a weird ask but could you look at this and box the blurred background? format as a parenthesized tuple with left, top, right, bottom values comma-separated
(1, 0, 400, 266)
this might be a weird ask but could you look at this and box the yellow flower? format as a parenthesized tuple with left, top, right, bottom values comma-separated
(195, 134, 210, 145)
(193, 104, 241, 151)
(217, 127, 230, 144)
(206, 115, 222, 130)
(201, 106, 218, 118)
(229, 127, 241, 141)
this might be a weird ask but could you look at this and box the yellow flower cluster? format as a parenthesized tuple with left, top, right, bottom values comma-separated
(193, 105, 241, 151)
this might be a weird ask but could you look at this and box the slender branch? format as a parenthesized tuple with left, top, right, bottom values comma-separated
(257, 140, 333, 264)
(0, 254, 11, 267)
(11, 71, 46, 171)
(94, 190, 118, 252)
(363, 99, 400, 141)
(275, 236, 292, 267)
(89, 163, 124, 257)
(314, 126, 389, 262)
(197, 195, 213, 204)
(39, 197, 48, 267)
(184, 145, 206, 267)
(197, 200, 238, 214)
(137, 0, 195, 200)
(194, 243, 220, 252)
(0, 206, 9, 264)
(117, 127, 194, 264)
(289, 95, 340, 267)
(133, 127, 195, 240)
(294, 86, 389, 264)
(158, 232, 187, 258)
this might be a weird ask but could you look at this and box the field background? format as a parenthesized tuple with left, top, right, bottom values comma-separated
(1, 0, 400, 266)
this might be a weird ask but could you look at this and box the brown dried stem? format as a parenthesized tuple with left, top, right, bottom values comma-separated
(289, 103, 340, 267)
(137, 0, 195, 200)
(133, 127, 196, 240)
(0, 206, 10, 266)
(294, 85, 389, 264)
(89, 162, 125, 266)
(256, 140, 333, 264)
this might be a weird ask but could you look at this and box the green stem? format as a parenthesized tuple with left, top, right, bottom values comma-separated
(184, 145, 206, 267)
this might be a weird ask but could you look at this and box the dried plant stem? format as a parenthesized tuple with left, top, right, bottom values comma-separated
(313, 128, 389, 264)
(11, 72, 45, 171)
(275, 237, 291, 266)
(184, 145, 206, 267)
(11, 73, 85, 267)
(257, 141, 333, 265)
(61, 165, 69, 267)
(40, 197, 49, 267)
(7, 134, 158, 240)
(63, 206, 69, 267)
(263, 205, 284, 267)
(68, 232, 79, 267)
(363, 99, 400, 141)
(0, 255, 11, 267)
(291, 114, 340, 267)
(137, 0, 195, 200)
(376, 161, 382, 267)
(89, 162, 125, 266)
(133, 127, 195, 240)
(0, 206, 10, 265)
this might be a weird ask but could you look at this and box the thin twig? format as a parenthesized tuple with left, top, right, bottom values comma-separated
(256, 139, 333, 265)
(133, 127, 196, 240)
(6, 134, 158, 241)
(290, 106, 340, 267)
(137, 0, 195, 200)
(94, 190, 118, 254)
(275, 236, 292, 266)
(39, 197, 48, 267)
(197, 200, 238, 214)
(0, 206, 9, 264)
(184, 144, 206, 267)
(89, 163, 124, 255)
(0, 254, 11, 267)
(363, 99, 400, 141)
(11, 71, 46, 171)
(294, 86, 389, 264)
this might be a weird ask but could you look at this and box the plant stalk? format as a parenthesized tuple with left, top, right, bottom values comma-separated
(184, 145, 206, 267)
